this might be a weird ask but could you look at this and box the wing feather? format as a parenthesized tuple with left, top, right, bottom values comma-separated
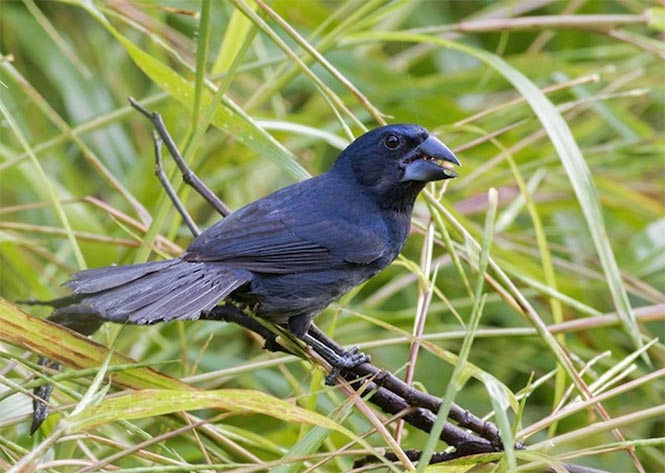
(183, 180, 389, 274)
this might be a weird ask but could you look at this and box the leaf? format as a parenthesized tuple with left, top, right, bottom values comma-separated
(212, 0, 258, 74)
(0, 297, 189, 392)
(67, 389, 345, 432)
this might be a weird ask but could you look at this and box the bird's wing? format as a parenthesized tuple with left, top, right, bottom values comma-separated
(184, 192, 388, 274)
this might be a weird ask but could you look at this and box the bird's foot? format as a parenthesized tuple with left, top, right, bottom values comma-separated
(331, 345, 371, 368)
(302, 333, 370, 384)
(323, 347, 370, 385)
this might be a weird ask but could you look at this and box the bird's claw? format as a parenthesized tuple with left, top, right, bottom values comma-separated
(323, 346, 370, 385)
(302, 332, 371, 384)
(336, 346, 370, 368)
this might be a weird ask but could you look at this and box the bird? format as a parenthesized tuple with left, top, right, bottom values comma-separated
(29, 123, 460, 432)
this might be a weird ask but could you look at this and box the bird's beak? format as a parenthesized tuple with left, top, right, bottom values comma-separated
(400, 134, 461, 182)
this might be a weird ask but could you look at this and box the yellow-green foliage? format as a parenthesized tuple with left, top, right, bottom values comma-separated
(0, 1, 663, 472)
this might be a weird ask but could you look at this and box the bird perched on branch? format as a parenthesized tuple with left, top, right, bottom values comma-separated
(29, 122, 460, 432)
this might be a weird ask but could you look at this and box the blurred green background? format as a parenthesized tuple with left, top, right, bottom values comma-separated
(0, 1, 663, 472)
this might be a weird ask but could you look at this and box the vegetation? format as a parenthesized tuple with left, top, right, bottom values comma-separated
(0, 1, 663, 471)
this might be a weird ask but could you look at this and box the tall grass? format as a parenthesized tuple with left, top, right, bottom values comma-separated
(0, 1, 663, 471)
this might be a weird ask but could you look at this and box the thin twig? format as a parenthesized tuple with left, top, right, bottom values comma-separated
(151, 130, 201, 236)
(128, 97, 232, 218)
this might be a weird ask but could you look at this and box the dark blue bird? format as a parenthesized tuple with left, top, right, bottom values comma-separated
(49, 124, 459, 337)
(30, 124, 459, 433)
(46, 124, 459, 337)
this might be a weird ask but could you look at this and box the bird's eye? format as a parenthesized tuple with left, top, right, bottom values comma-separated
(384, 134, 400, 149)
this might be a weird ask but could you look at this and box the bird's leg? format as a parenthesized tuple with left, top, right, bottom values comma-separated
(300, 324, 370, 385)
(128, 97, 232, 219)
(304, 326, 504, 447)
(206, 308, 369, 382)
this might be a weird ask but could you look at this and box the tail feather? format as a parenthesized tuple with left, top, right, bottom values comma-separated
(127, 267, 246, 324)
(139, 274, 234, 320)
(65, 260, 181, 294)
(91, 261, 205, 316)
(64, 259, 251, 325)
(29, 258, 250, 435)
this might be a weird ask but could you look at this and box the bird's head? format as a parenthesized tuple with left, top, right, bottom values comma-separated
(330, 124, 460, 209)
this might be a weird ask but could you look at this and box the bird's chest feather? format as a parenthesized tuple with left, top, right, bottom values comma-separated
(244, 202, 414, 320)
(326, 198, 411, 266)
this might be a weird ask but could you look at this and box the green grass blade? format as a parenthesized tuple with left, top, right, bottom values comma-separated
(191, 0, 213, 129)
(212, 0, 257, 75)
(67, 388, 346, 432)
(418, 188, 499, 471)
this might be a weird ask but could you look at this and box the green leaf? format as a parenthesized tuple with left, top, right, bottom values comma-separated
(213, 0, 258, 74)
(0, 298, 189, 392)
(67, 389, 345, 432)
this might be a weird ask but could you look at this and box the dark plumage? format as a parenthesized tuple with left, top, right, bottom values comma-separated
(47, 124, 459, 337)
(31, 124, 460, 432)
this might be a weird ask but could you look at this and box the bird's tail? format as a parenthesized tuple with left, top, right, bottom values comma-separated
(43, 259, 251, 332)
(28, 258, 250, 433)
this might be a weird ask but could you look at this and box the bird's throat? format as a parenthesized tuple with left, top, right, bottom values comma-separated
(377, 181, 425, 213)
